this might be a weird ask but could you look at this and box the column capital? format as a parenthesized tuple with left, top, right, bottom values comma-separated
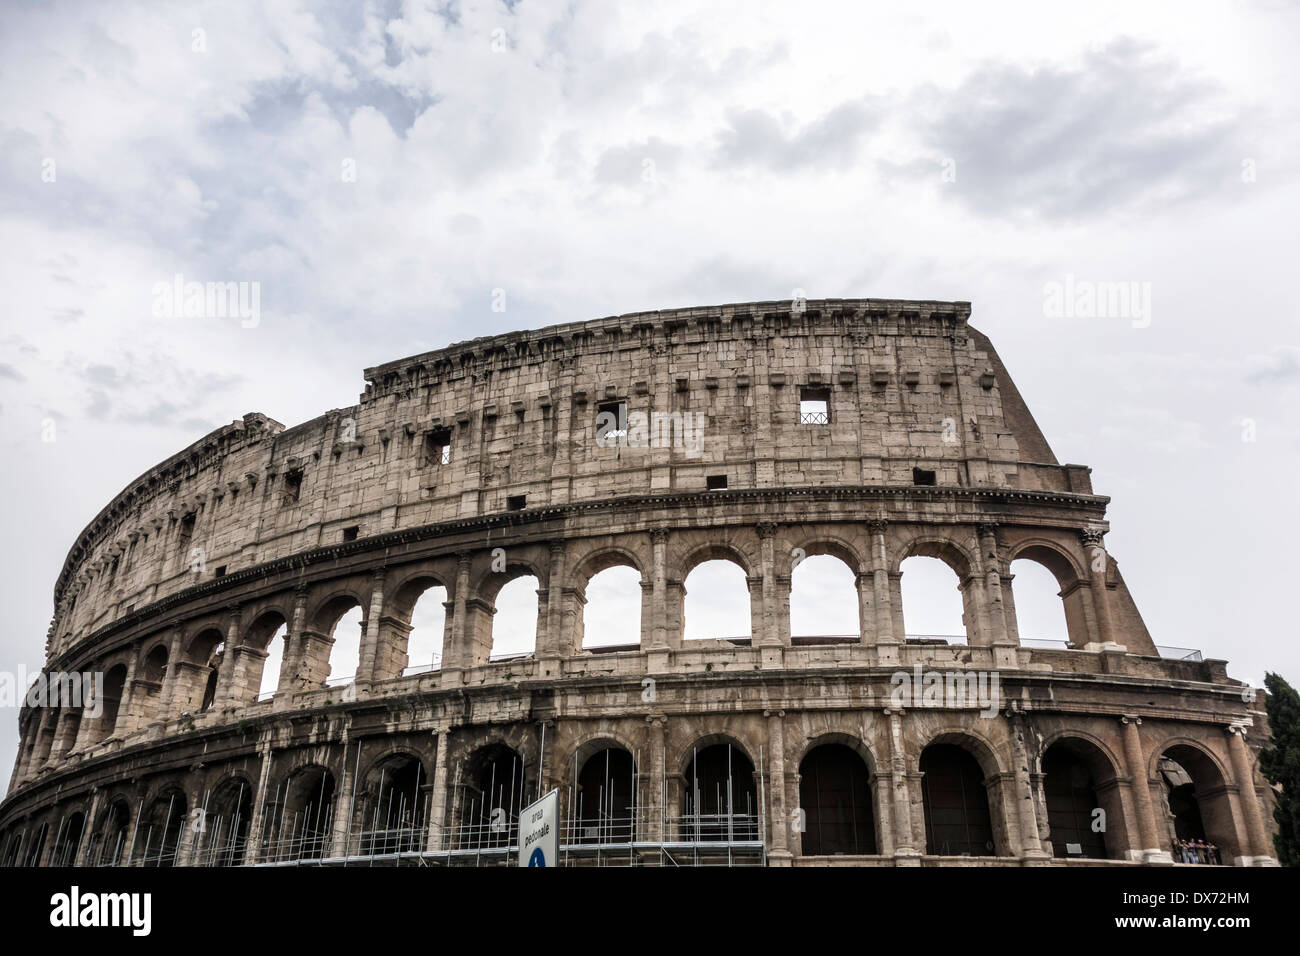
(756, 521, 779, 540)
(548, 540, 566, 556)
(976, 521, 1000, 536)
(867, 518, 888, 535)
(1079, 527, 1106, 548)
(1119, 714, 1142, 726)
(763, 708, 786, 719)
(651, 527, 669, 544)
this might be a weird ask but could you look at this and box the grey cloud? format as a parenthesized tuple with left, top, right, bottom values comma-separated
(594, 137, 683, 186)
(1246, 346, 1300, 384)
(0, 363, 24, 381)
(714, 99, 878, 172)
(890, 38, 1250, 221)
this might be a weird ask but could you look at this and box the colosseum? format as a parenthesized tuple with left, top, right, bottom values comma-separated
(0, 298, 1279, 868)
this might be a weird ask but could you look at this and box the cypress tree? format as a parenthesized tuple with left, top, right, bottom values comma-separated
(1259, 672, 1300, 865)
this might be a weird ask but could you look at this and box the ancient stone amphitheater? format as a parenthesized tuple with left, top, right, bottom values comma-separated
(0, 298, 1278, 867)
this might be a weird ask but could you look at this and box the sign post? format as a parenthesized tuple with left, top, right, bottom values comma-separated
(518, 789, 559, 867)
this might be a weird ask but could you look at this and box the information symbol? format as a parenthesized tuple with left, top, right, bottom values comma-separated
(528, 847, 546, 867)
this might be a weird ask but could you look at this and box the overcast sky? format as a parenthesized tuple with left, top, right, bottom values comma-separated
(2, 0, 1298, 780)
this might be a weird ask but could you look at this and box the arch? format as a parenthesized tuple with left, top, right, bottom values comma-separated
(573, 745, 637, 844)
(472, 559, 547, 607)
(456, 743, 531, 849)
(893, 535, 975, 578)
(682, 558, 751, 642)
(199, 775, 254, 866)
(325, 603, 364, 686)
(569, 546, 645, 590)
(786, 535, 865, 576)
(1153, 740, 1238, 864)
(679, 541, 754, 579)
(580, 565, 642, 649)
(404, 583, 448, 675)
(265, 765, 336, 862)
(88, 797, 132, 866)
(920, 742, 996, 857)
(682, 739, 760, 842)
(358, 751, 427, 855)
(94, 664, 128, 742)
(133, 789, 187, 867)
(489, 574, 540, 659)
(789, 553, 859, 640)
(1007, 540, 1090, 648)
(899, 556, 968, 643)
(1041, 737, 1119, 859)
(798, 742, 877, 856)
(51, 810, 86, 866)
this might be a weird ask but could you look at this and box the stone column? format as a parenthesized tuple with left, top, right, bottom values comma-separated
(541, 541, 567, 659)
(869, 520, 899, 664)
(1009, 710, 1050, 862)
(642, 715, 667, 843)
(755, 523, 786, 659)
(73, 788, 104, 866)
(1081, 529, 1118, 646)
(279, 586, 310, 693)
(426, 729, 451, 852)
(154, 629, 185, 720)
(1225, 724, 1276, 865)
(1119, 716, 1170, 862)
(441, 552, 472, 684)
(243, 739, 276, 864)
(855, 571, 875, 645)
(765, 709, 791, 863)
(356, 569, 387, 685)
(885, 707, 919, 861)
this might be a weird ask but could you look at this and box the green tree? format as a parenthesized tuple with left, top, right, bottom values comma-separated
(1259, 671, 1300, 866)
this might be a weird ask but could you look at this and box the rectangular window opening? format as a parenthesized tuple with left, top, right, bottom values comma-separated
(706, 474, 728, 490)
(596, 400, 627, 440)
(342, 526, 359, 543)
(799, 387, 831, 425)
(426, 428, 452, 465)
(214, 565, 227, 577)
(282, 469, 303, 505)
(507, 494, 527, 511)
(912, 467, 937, 486)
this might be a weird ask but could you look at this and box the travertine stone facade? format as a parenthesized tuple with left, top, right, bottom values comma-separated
(0, 299, 1277, 867)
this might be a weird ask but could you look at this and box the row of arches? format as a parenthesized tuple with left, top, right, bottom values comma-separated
(0, 723, 1252, 866)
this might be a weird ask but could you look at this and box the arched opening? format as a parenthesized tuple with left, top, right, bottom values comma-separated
(95, 664, 128, 741)
(327, 605, 363, 686)
(798, 743, 876, 855)
(490, 575, 539, 660)
(89, 799, 131, 866)
(51, 811, 85, 866)
(457, 744, 530, 849)
(138, 645, 169, 722)
(683, 559, 751, 642)
(682, 742, 759, 841)
(574, 746, 636, 843)
(134, 791, 187, 867)
(920, 743, 995, 856)
(200, 647, 222, 711)
(790, 554, 859, 641)
(1010, 558, 1070, 645)
(404, 584, 448, 674)
(266, 766, 336, 862)
(1008, 545, 1091, 648)
(1042, 742, 1109, 859)
(580, 566, 642, 650)
(243, 611, 288, 701)
(360, 754, 426, 855)
(900, 555, 968, 644)
(198, 779, 253, 866)
(183, 629, 224, 714)
(1158, 745, 1235, 864)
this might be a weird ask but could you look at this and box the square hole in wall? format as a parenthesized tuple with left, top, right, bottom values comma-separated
(214, 565, 227, 577)
(799, 386, 831, 424)
(507, 494, 527, 511)
(426, 427, 452, 465)
(596, 400, 627, 440)
(706, 474, 728, 490)
(281, 470, 302, 505)
(912, 467, 937, 486)
(342, 526, 359, 543)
